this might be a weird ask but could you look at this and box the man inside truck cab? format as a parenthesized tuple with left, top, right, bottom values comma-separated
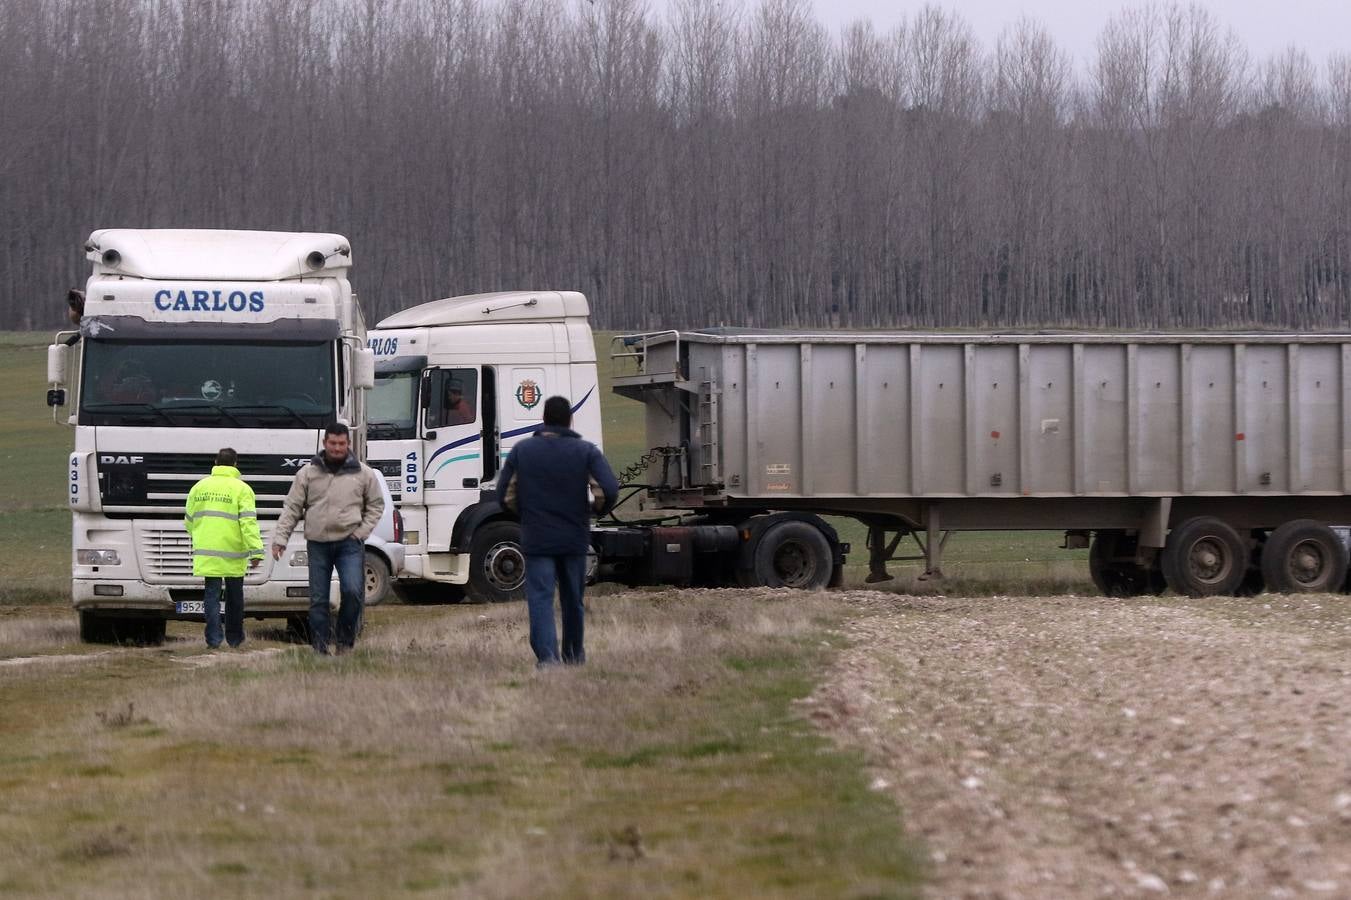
(444, 379, 474, 425)
(106, 358, 156, 403)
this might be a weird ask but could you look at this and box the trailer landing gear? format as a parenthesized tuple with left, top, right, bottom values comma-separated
(864, 522, 949, 584)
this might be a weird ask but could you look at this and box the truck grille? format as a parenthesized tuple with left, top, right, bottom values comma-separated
(370, 458, 403, 501)
(138, 523, 277, 584)
(98, 452, 305, 517)
(140, 526, 195, 581)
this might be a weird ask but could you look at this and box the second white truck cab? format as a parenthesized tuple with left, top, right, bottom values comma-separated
(366, 291, 601, 601)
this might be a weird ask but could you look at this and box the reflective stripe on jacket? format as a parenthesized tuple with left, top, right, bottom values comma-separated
(184, 465, 265, 577)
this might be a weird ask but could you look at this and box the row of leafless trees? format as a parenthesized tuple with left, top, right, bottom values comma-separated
(4, 0, 1351, 331)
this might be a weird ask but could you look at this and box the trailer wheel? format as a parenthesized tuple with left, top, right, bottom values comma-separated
(1088, 531, 1165, 597)
(1260, 520, 1348, 594)
(364, 551, 391, 606)
(467, 521, 526, 603)
(745, 521, 833, 590)
(1161, 517, 1247, 597)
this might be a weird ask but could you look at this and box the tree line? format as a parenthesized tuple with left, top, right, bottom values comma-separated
(3, 0, 1351, 332)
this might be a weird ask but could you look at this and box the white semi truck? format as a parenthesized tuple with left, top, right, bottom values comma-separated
(371, 294, 1351, 599)
(47, 229, 382, 642)
(365, 291, 839, 601)
(365, 291, 605, 601)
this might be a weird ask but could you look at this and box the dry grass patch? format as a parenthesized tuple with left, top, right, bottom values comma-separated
(0, 610, 82, 658)
(0, 590, 921, 898)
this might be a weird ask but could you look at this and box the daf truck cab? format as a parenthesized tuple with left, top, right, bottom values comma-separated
(46, 229, 380, 642)
(365, 291, 601, 601)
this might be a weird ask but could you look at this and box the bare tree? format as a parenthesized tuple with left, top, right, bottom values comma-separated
(4, 0, 1351, 333)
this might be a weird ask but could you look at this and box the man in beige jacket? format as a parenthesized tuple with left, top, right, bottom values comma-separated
(271, 423, 384, 654)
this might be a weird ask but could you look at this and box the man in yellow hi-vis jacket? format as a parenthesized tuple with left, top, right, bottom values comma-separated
(184, 448, 265, 648)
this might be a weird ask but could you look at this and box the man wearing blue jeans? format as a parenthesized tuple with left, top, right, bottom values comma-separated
(184, 448, 264, 648)
(498, 396, 618, 666)
(271, 423, 384, 654)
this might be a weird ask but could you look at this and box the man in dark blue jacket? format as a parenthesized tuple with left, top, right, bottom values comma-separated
(497, 395, 619, 666)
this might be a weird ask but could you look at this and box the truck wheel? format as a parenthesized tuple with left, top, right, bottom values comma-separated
(1260, 520, 1348, 594)
(87, 615, 165, 646)
(1161, 517, 1247, 597)
(746, 520, 833, 590)
(78, 610, 116, 644)
(467, 521, 526, 603)
(364, 551, 391, 606)
(286, 615, 312, 645)
(392, 581, 466, 604)
(138, 618, 167, 646)
(1088, 531, 1165, 597)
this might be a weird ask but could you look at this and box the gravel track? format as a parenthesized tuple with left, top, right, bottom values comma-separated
(806, 592, 1351, 899)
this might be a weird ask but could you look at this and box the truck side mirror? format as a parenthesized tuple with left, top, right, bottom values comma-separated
(353, 348, 375, 390)
(47, 343, 68, 386)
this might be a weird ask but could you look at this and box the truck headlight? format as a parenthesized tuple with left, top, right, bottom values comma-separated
(77, 549, 121, 565)
(290, 551, 308, 567)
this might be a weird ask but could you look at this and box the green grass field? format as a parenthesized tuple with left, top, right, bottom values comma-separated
(0, 333, 73, 602)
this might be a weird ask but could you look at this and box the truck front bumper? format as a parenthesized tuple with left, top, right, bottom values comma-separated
(73, 579, 326, 617)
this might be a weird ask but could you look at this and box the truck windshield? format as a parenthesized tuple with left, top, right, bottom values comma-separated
(369, 370, 419, 440)
(80, 339, 335, 428)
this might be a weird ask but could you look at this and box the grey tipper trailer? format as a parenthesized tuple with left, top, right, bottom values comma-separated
(610, 329, 1351, 597)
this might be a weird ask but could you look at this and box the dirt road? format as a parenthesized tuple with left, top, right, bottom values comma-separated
(807, 592, 1351, 899)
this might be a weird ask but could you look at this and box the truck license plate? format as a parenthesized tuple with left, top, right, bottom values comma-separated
(175, 600, 206, 614)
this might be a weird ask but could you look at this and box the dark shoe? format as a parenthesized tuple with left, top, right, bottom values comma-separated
(206, 643, 221, 650)
(312, 645, 329, 656)
(334, 644, 353, 656)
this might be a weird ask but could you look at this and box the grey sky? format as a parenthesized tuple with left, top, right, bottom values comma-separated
(805, 0, 1348, 70)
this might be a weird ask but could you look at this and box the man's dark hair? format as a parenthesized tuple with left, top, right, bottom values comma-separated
(325, 422, 350, 438)
(215, 447, 238, 466)
(542, 396, 572, 428)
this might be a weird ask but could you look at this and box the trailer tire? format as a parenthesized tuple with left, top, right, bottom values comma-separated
(467, 521, 526, 603)
(1260, 520, 1347, 594)
(1088, 531, 1165, 597)
(364, 551, 391, 606)
(745, 520, 833, 590)
(1161, 517, 1247, 597)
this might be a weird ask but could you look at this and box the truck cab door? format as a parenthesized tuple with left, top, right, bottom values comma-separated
(421, 367, 486, 547)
